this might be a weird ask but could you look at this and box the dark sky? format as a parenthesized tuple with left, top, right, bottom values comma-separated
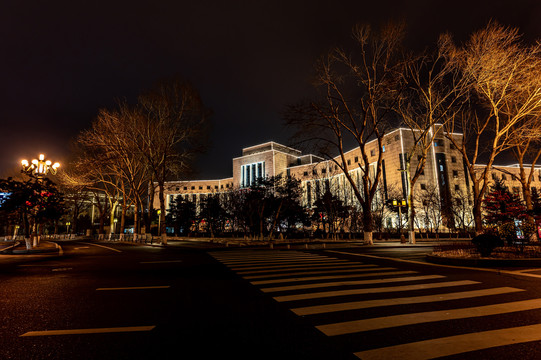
(1, 0, 540, 179)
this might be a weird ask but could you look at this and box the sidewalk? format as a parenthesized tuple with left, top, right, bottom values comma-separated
(0, 239, 60, 254)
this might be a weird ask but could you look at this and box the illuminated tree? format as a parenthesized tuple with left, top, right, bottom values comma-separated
(397, 36, 465, 243)
(443, 21, 541, 234)
(287, 23, 407, 245)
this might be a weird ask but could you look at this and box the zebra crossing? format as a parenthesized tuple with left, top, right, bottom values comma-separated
(209, 249, 541, 359)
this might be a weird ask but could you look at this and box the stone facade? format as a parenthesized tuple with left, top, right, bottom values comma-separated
(156, 126, 541, 230)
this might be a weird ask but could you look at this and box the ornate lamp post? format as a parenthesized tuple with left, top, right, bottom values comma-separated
(21, 153, 60, 178)
(20, 154, 60, 248)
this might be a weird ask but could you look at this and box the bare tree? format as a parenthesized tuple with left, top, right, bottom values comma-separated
(286, 23, 407, 245)
(443, 22, 541, 234)
(397, 36, 464, 243)
(501, 115, 541, 212)
(75, 103, 153, 239)
(136, 78, 210, 244)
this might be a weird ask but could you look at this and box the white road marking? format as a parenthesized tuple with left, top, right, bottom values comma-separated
(326, 250, 541, 280)
(219, 257, 340, 265)
(74, 247, 90, 250)
(354, 323, 541, 360)
(275, 280, 479, 302)
(139, 260, 182, 264)
(52, 267, 72, 272)
(96, 286, 170, 291)
(230, 260, 350, 271)
(319, 298, 541, 336)
(244, 269, 414, 280)
(249, 270, 410, 285)
(20, 326, 155, 337)
(260, 275, 446, 292)
(237, 264, 386, 275)
(79, 242, 122, 253)
(214, 254, 325, 261)
(292, 287, 524, 316)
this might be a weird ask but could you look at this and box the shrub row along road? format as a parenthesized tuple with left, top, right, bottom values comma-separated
(1, 241, 541, 359)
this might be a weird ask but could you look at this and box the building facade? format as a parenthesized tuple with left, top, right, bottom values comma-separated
(156, 126, 541, 232)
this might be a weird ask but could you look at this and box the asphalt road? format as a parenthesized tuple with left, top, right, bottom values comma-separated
(2, 241, 541, 359)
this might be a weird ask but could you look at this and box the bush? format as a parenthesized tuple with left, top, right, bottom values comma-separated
(472, 233, 504, 257)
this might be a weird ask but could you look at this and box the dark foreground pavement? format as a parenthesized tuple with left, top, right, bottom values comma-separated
(0, 240, 356, 360)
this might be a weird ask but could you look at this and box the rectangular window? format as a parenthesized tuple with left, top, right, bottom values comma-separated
(354, 156, 358, 163)
(207, 186, 210, 190)
(502, 174, 507, 180)
(347, 159, 351, 166)
(382, 145, 386, 153)
(321, 168, 326, 174)
(453, 170, 458, 178)
(451, 156, 457, 163)
(312, 169, 317, 175)
(370, 150, 375, 157)
(184, 187, 187, 190)
(395, 134, 399, 141)
(455, 184, 460, 191)
(420, 183, 426, 190)
(303, 171, 308, 176)
(241, 161, 265, 187)
(306, 182, 312, 207)
(199, 186, 203, 190)
(191, 186, 195, 190)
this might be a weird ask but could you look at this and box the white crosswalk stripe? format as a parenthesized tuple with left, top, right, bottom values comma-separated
(274, 280, 479, 302)
(210, 250, 534, 359)
(259, 274, 445, 292)
(317, 298, 541, 335)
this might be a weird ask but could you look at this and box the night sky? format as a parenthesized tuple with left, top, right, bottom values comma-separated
(2, 0, 540, 179)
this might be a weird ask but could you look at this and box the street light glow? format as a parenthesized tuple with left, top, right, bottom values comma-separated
(21, 154, 60, 177)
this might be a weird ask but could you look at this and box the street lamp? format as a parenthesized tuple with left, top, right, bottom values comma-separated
(21, 154, 60, 178)
(391, 198, 407, 242)
(20, 153, 60, 248)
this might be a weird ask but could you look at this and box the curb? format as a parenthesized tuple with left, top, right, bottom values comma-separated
(11, 247, 60, 254)
(426, 254, 541, 267)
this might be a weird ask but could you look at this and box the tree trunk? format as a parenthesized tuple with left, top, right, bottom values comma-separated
(362, 206, 374, 245)
(158, 182, 167, 245)
(473, 202, 483, 235)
